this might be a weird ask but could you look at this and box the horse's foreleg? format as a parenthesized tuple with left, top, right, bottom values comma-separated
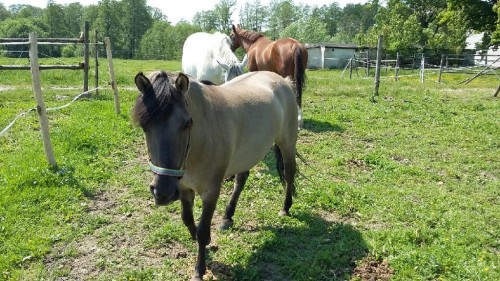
(220, 170, 250, 230)
(192, 190, 219, 281)
(181, 189, 197, 240)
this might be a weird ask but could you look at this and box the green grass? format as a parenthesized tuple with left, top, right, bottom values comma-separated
(0, 57, 499, 280)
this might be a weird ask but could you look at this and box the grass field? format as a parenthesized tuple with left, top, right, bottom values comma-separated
(0, 57, 499, 280)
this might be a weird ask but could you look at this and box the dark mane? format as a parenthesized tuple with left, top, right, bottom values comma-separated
(200, 80, 215, 85)
(132, 71, 178, 127)
(239, 29, 264, 42)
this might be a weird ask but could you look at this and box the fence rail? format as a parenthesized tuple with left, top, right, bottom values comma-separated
(1, 25, 120, 166)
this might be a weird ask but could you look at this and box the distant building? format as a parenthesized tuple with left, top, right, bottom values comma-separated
(466, 32, 500, 68)
(305, 43, 367, 69)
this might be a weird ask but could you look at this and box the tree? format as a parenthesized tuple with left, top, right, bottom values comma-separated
(63, 3, 84, 38)
(0, 3, 11, 21)
(9, 4, 43, 19)
(121, 0, 154, 58)
(425, 7, 468, 54)
(44, 1, 69, 56)
(213, 0, 237, 33)
(0, 18, 47, 57)
(267, 0, 299, 39)
(280, 17, 331, 43)
(448, 0, 496, 33)
(239, 0, 269, 31)
(193, 10, 218, 32)
(93, 0, 124, 58)
(489, 1, 500, 46)
(311, 3, 342, 37)
(138, 21, 173, 59)
(138, 20, 201, 60)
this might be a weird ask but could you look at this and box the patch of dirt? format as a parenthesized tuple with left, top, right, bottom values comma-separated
(353, 256, 394, 281)
(347, 158, 372, 171)
(43, 146, 192, 280)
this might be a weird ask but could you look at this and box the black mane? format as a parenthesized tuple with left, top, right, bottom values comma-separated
(132, 71, 179, 127)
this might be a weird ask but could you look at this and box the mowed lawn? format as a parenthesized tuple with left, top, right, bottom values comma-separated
(0, 57, 499, 280)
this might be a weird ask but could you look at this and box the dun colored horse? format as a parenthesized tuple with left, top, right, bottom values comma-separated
(229, 25, 308, 126)
(133, 70, 298, 281)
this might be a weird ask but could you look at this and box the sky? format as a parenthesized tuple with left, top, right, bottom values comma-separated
(1, 0, 369, 24)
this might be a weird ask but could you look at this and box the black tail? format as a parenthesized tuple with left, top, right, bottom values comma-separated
(274, 145, 297, 196)
(274, 145, 285, 183)
(293, 46, 306, 108)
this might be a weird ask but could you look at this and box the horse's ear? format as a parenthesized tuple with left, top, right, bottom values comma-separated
(135, 72, 152, 94)
(232, 24, 238, 33)
(217, 60, 230, 71)
(175, 73, 189, 94)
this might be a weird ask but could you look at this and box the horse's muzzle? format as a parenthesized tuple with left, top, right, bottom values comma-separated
(149, 176, 181, 205)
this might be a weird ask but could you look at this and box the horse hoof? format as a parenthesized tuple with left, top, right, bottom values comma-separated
(190, 276, 202, 281)
(279, 210, 289, 216)
(219, 219, 234, 230)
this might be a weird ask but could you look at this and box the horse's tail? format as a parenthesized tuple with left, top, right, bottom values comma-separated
(293, 44, 306, 108)
(274, 145, 285, 183)
(274, 145, 296, 195)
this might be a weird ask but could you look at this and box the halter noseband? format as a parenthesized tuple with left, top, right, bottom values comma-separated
(148, 161, 185, 177)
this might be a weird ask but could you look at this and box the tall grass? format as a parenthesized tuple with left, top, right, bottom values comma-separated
(0, 58, 499, 280)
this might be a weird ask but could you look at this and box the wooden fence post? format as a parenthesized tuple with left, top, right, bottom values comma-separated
(94, 29, 99, 95)
(395, 52, 400, 81)
(105, 37, 120, 115)
(438, 54, 444, 83)
(83, 21, 89, 93)
(372, 35, 383, 102)
(29, 32, 57, 168)
(349, 58, 353, 79)
(366, 51, 370, 77)
(420, 54, 425, 83)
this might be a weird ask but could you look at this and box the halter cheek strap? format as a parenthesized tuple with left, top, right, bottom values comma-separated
(148, 161, 185, 177)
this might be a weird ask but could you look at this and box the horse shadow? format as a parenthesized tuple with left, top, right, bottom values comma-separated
(208, 212, 368, 280)
(302, 118, 344, 133)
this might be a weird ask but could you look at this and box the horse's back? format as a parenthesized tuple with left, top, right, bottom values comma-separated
(182, 32, 225, 84)
(200, 71, 298, 177)
(182, 32, 240, 85)
(221, 71, 296, 109)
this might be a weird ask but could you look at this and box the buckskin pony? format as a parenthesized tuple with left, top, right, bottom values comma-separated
(132, 70, 298, 281)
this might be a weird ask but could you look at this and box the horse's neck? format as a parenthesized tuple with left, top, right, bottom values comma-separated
(242, 36, 270, 52)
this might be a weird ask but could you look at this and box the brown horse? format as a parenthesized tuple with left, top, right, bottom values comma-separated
(133, 70, 298, 281)
(230, 25, 308, 113)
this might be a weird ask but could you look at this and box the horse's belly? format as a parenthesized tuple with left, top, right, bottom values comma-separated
(225, 144, 273, 177)
(224, 123, 279, 177)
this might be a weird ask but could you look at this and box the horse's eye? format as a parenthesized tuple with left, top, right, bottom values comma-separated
(184, 117, 193, 129)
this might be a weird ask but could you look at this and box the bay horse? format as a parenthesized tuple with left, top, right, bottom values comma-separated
(229, 24, 308, 127)
(133, 70, 298, 281)
(182, 32, 248, 85)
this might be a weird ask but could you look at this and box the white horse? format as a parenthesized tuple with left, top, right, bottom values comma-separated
(182, 32, 248, 85)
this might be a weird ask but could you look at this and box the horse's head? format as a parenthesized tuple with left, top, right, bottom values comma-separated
(133, 71, 193, 206)
(217, 54, 248, 82)
(229, 24, 242, 52)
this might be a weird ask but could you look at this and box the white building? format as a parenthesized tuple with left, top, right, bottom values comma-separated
(306, 43, 367, 69)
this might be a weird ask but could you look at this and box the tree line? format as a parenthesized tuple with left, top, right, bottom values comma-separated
(0, 0, 498, 60)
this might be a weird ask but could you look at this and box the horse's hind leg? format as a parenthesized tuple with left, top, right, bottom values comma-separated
(276, 146, 297, 217)
(220, 170, 249, 230)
